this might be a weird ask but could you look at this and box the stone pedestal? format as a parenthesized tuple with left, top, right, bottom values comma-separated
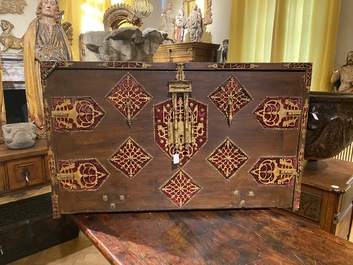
(1, 53, 25, 90)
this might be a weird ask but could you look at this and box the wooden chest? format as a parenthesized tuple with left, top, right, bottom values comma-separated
(0, 193, 79, 264)
(153, 42, 220, 62)
(41, 62, 311, 216)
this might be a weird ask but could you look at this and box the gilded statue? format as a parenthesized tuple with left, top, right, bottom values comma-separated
(23, 0, 72, 133)
(187, 4, 203, 42)
(0, 19, 23, 52)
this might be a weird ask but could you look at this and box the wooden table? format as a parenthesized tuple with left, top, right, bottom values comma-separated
(296, 159, 353, 238)
(72, 209, 353, 265)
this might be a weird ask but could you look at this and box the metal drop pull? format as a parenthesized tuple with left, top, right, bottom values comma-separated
(125, 97, 132, 127)
(23, 168, 30, 183)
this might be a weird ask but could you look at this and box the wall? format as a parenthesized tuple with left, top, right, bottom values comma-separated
(141, 0, 232, 46)
(0, 1, 231, 54)
(334, 0, 353, 67)
(1, 0, 351, 67)
(0, 0, 39, 48)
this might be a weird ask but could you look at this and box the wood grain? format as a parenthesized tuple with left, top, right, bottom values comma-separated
(72, 208, 353, 265)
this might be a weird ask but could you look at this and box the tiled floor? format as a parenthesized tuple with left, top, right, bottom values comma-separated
(8, 232, 110, 265)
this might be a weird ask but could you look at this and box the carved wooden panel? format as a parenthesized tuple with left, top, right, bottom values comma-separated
(42, 62, 310, 216)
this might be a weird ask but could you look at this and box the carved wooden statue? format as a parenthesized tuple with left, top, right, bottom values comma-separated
(23, 0, 72, 134)
(331, 51, 353, 93)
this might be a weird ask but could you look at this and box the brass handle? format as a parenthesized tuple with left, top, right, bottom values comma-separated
(286, 110, 302, 117)
(279, 169, 297, 175)
(51, 110, 69, 118)
(57, 173, 75, 181)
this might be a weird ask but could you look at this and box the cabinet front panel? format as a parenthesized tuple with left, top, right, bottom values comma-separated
(43, 62, 310, 215)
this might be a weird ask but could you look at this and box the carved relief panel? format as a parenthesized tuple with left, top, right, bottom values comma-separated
(0, 0, 26, 14)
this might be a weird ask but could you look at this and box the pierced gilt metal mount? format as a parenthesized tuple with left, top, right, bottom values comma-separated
(209, 75, 253, 127)
(168, 64, 193, 150)
(106, 73, 152, 127)
(154, 63, 208, 166)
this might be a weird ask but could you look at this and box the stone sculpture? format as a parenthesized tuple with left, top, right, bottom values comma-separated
(2, 122, 37, 149)
(187, 4, 203, 42)
(86, 27, 165, 62)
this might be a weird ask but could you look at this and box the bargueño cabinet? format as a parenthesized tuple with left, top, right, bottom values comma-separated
(41, 61, 311, 217)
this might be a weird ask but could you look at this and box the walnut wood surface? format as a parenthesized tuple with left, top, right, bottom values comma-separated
(0, 138, 48, 162)
(303, 159, 353, 192)
(44, 62, 310, 214)
(72, 209, 353, 265)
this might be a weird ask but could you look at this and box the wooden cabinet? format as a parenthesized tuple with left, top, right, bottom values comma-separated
(153, 42, 220, 62)
(0, 164, 5, 192)
(42, 61, 310, 216)
(293, 159, 353, 239)
(0, 138, 49, 195)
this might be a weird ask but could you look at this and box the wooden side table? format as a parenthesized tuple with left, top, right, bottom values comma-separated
(294, 158, 353, 240)
(0, 138, 49, 196)
(153, 42, 220, 62)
